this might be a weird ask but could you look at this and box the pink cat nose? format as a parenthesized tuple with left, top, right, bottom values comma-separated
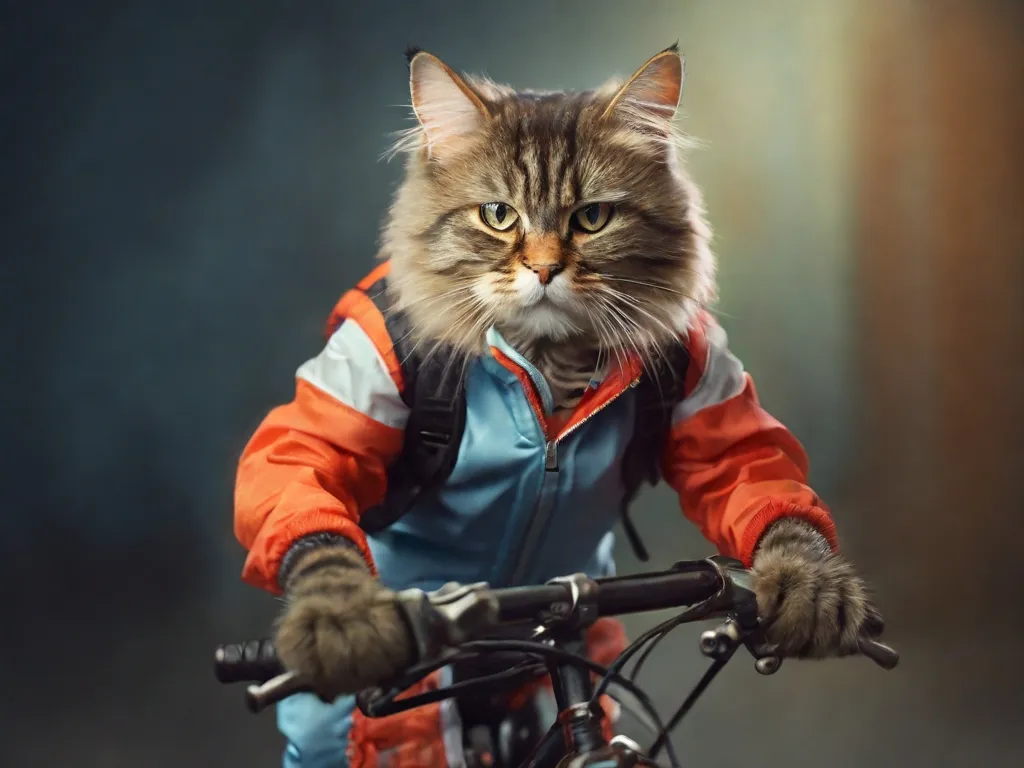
(521, 232, 566, 285)
(528, 263, 563, 285)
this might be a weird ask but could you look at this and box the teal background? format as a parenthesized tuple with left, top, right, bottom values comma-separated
(2, 1, 1021, 765)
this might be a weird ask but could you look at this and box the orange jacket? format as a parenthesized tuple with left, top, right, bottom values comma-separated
(235, 262, 838, 594)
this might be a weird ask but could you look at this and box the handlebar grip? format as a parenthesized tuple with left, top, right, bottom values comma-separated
(214, 639, 284, 684)
(857, 637, 899, 670)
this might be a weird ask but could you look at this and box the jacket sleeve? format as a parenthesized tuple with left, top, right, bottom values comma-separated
(661, 313, 839, 566)
(234, 279, 408, 594)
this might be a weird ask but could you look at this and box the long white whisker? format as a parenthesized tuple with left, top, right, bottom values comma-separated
(581, 302, 621, 373)
(395, 305, 483, 369)
(602, 287, 679, 341)
(594, 294, 649, 376)
(599, 289, 688, 395)
(602, 275, 702, 300)
(600, 274, 724, 317)
(386, 289, 486, 360)
(599, 286, 682, 382)
(586, 297, 627, 373)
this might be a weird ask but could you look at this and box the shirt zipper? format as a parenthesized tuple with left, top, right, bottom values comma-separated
(508, 373, 642, 585)
(544, 374, 642, 471)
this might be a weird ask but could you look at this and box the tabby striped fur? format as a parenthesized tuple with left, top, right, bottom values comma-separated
(380, 45, 715, 409)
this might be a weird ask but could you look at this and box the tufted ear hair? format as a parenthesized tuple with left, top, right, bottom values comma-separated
(407, 49, 490, 158)
(602, 44, 685, 131)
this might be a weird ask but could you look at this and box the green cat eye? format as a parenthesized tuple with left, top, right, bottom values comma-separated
(571, 203, 613, 233)
(480, 202, 520, 232)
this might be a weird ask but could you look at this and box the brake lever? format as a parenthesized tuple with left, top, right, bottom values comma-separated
(245, 670, 310, 713)
(744, 637, 783, 675)
(700, 557, 785, 675)
(858, 636, 900, 669)
(698, 617, 784, 675)
(702, 556, 900, 674)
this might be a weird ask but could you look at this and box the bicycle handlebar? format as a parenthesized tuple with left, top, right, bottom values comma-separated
(214, 560, 730, 691)
(490, 561, 724, 623)
(214, 557, 899, 714)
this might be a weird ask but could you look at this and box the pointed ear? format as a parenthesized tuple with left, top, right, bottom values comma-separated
(602, 44, 684, 128)
(408, 50, 490, 157)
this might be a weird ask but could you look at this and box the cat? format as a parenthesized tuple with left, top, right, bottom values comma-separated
(239, 45, 884, 767)
(381, 44, 715, 411)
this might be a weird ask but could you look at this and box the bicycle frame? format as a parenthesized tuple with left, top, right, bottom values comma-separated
(523, 640, 656, 768)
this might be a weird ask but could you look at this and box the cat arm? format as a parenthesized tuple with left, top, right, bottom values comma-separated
(661, 313, 883, 657)
(234, 285, 415, 697)
(660, 312, 837, 566)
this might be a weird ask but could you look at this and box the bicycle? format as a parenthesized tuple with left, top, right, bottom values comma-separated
(214, 555, 899, 767)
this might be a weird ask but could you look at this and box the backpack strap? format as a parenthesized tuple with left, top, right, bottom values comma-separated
(353, 273, 467, 534)
(619, 343, 690, 561)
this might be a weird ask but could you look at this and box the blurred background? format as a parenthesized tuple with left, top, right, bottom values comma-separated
(2, 0, 1022, 765)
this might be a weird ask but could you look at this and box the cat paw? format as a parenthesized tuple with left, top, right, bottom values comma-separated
(275, 545, 414, 701)
(751, 518, 884, 658)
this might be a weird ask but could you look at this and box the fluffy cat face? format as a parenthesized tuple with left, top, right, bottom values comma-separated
(382, 45, 716, 366)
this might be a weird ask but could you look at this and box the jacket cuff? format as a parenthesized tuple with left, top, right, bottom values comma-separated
(277, 533, 368, 592)
(737, 500, 839, 567)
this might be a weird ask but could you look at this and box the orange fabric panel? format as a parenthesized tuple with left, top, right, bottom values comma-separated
(347, 671, 448, 768)
(586, 616, 629, 668)
(237, 263, 407, 594)
(555, 356, 643, 438)
(357, 260, 392, 291)
(662, 374, 839, 566)
(492, 346, 549, 431)
(235, 378, 404, 593)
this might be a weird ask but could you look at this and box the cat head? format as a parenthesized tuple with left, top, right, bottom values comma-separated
(381, 45, 716, 365)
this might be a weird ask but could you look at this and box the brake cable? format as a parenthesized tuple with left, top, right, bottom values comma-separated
(648, 644, 738, 759)
(581, 593, 734, 764)
(362, 635, 683, 766)
(360, 652, 545, 715)
(590, 600, 713, 704)
(629, 609, 705, 682)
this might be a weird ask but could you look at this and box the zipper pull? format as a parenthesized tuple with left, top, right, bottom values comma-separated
(545, 441, 559, 472)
